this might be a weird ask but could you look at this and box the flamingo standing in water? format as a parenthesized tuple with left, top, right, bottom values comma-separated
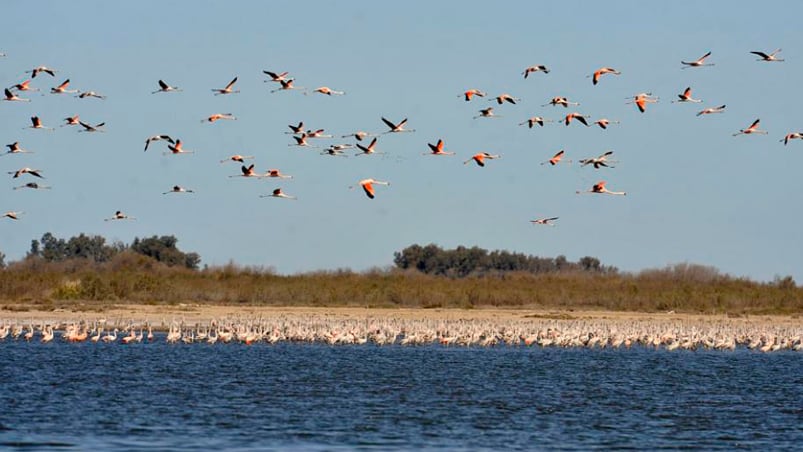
(163, 185, 194, 194)
(733, 119, 768, 136)
(672, 87, 702, 103)
(577, 181, 626, 196)
(751, 49, 783, 62)
(211, 77, 240, 95)
(4, 142, 34, 156)
(697, 105, 726, 116)
(260, 188, 297, 200)
(144, 134, 175, 151)
(166, 139, 195, 155)
(520, 117, 553, 128)
(781, 132, 803, 145)
(202, 113, 236, 123)
(627, 93, 658, 113)
(381, 117, 415, 134)
(152, 80, 181, 94)
(350, 178, 390, 199)
(105, 211, 135, 221)
(531, 217, 559, 226)
(2, 211, 24, 220)
(543, 96, 579, 108)
(220, 154, 254, 163)
(3, 88, 30, 102)
(50, 79, 78, 94)
(460, 89, 486, 101)
(424, 139, 455, 156)
(464, 152, 500, 167)
(589, 67, 621, 85)
(682, 51, 714, 68)
(540, 149, 570, 166)
(522, 65, 549, 78)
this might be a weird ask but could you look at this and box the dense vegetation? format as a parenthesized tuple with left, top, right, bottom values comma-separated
(0, 235, 801, 314)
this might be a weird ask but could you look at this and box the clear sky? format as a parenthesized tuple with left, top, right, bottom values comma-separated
(1, 1, 802, 282)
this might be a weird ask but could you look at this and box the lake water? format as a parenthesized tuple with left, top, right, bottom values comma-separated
(0, 340, 801, 450)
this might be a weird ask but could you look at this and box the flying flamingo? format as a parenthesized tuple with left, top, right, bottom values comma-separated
(464, 152, 500, 167)
(531, 217, 558, 226)
(77, 91, 106, 99)
(25, 116, 54, 131)
(264, 169, 293, 178)
(26, 66, 56, 78)
(144, 134, 175, 151)
(286, 122, 305, 135)
(355, 137, 382, 156)
(460, 89, 486, 101)
(696, 105, 726, 116)
(165, 139, 195, 155)
(589, 67, 621, 85)
(627, 92, 658, 113)
(424, 139, 455, 156)
(62, 115, 80, 127)
(2, 211, 24, 220)
(519, 117, 553, 128)
(219, 154, 254, 163)
(14, 182, 51, 190)
(289, 134, 316, 148)
(523, 65, 549, 78)
(491, 94, 520, 105)
(381, 117, 415, 133)
(543, 96, 580, 108)
(78, 121, 105, 133)
(263, 70, 290, 83)
(781, 132, 803, 145)
(152, 80, 181, 94)
(3, 142, 34, 156)
(50, 79, 78, 94)
(270, 79, 303, 93)
(474, 107, 500, 119)
(202, 113, 236, 123)
(342, 131, 376, 141)
(9, 80, 38, 92)
(733, 119, 768, 136)
(577, 181, 626, 195)
(163, 185, 194, 194)
(260, 188, 297, 200)
(212, 77, 240, 95)
(305, 129, 333, 139)
(751, 49, 783, 62)
(682, 51, 714, 68)
(593, 118, 620, 129)
(9, 167, 44, 178)
(672, 87, 702, 103)
(579, 150, 616, 169)
(312, 86, 345, 95)
(564, 112, 590, 126)
(3, 88, 30, 102)
(229, 164, 264, 178)
(321, 145, 351, 157)
(350, 178, 390, 199)
(105, 211, 135, 221)
(540, 149, 571, 166)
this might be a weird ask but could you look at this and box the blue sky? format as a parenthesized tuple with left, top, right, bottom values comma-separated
(1, 1, 802, 282)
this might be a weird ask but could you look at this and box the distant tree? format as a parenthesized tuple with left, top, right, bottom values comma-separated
(130, 235, 201, 269)
(0, 250, 5, 269)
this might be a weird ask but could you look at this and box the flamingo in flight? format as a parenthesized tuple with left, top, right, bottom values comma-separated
(593, 119, 620, 129)
(540, 149, 571, 166)
(627, 93, 658, 113)
(682, 51, 714, 68)
(531, 217, 559, 226)
(78, 121, 105, 133)
(543, 96, 579, 108)
(4, 142, 34, 156)
(264, 169, 293, 179)
(781, 132, 803, 145)
(271, 79, 303, 93)
(286, 122, 305, 135)
(305, 129, 333, 139)
(424, 139, 455, 156)
(491, 94, 520, 105)
(350, 178, 390, 199)
(62, 115, 80, 127)
(751, 49, 783, 62)
(589, 67, 621, 85)
(381, 117, 414, 133)
(26, 116, 54, 131)
(3, 88, 30, 102)
(672, 87, 702, 103)
(322, 145, 351, 157)
(202, 113, 236, 123)
(152, 80, 181, 94)
(289, 134, 316, 148)
(577, 181, 626, 196)
(697, 105, 726, 116)
(105, 211, 136, 221)
(355, 137, 382, 156)
(260, 188, 297, 200)
(77, 91, 106, 99)
(26, 66, 56, 78)
(50, 79, 78, 94)
(212, 77, 239, 95)
(312, 86, 345, 96)
(229, 164, 264, 178)
(9, 167, 44, 178)
(2, 211, 24, 220)
(166, 139, 195, 155)
(733, 119, 768, 136)
(220, 154, 254, 163)
(163, 185, 194, 194)
(144, 135, 175, 151)
(523, 65, 549, 78)
(14, 182, 51, 190)
(263, 70, 290, 83)
(9, 80, 38, 92)
(461, 89, 486, 101)
(579, 150, 616, 169)
(342, 131, 376, 141)
(564, 112, 590, 127)
(474, 107, 499, 119)
(520, 117, 553, 128)
(464, 152, 500, 167)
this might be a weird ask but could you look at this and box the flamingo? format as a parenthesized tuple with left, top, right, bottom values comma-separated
(673, 87, 703, 103)
(589, 67, 621, 85)
(264, 169, 293, 179)
(523, 65, 549, 78)
(577, 181, 626, 196)
(212, 76, 239, 95)
(229, 164, 264, 178)
(202, 113, 236, 123)
(260, 188, 297, 200)
(26, 66, 56, 78)
(564, 112, 590, 126)
(543, 96, 579, 108)
(3, 88, 30, 102)
(50, 79, 78, 94)
(733, 119, 768, 136)
(342, 131, 376, 141)
(62, 115, 81, 127)
(219, 154, 254, 163)
(152, 79, 181, 94)
(381, 117, 415, 133)
(14, 182, 51, 190)
(751, 49, 783, 62)
(2, 211, 23, 220)
(350, 178, 390, 199)
(579, 150, 616, 169)
(312, 86, 345, 95)
(492, 93, 520, 105)
(424, 139, 455, 156)
(682, 51, 714, 68)
(519, 117, 553, 128)
(9, 167, 44, 178)
(593, 118, 620, 129)
(105, 211, 135, 221)
(163, 185, 194, 194)
(321, 145, 351, 157)
(540, 149, 570, 166)
(263, 70, 290, 83)
(144, 134, 175, 151)
(289, 134, 316, 148)
(26, 116, 54, 131)
(531, 217, 559, 226)
(474, 107, 499, 119)
(9, 80, 39, 92)
(270, 79, 303, 93)
(166, 139, 195, 155)
(460, 89, 486, 101)
(76, 90, 106, 99)
(3, 142, 34, 156)
(464, 152, 500, 167)
(627, 93, 658, 113)
(355, 137, 382, 156)
(286, 122, 305, 135)
(102, 328, 119, 343)
(304, 129, 333, 139)
(78, 121, 106, 133)
(696, 105, 726, 116)
(781, 132, 803, 145)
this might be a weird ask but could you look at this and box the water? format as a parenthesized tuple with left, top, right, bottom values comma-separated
(1, 340, 801, 450)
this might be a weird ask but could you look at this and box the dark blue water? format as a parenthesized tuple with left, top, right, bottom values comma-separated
(0, 340, 801, 450)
